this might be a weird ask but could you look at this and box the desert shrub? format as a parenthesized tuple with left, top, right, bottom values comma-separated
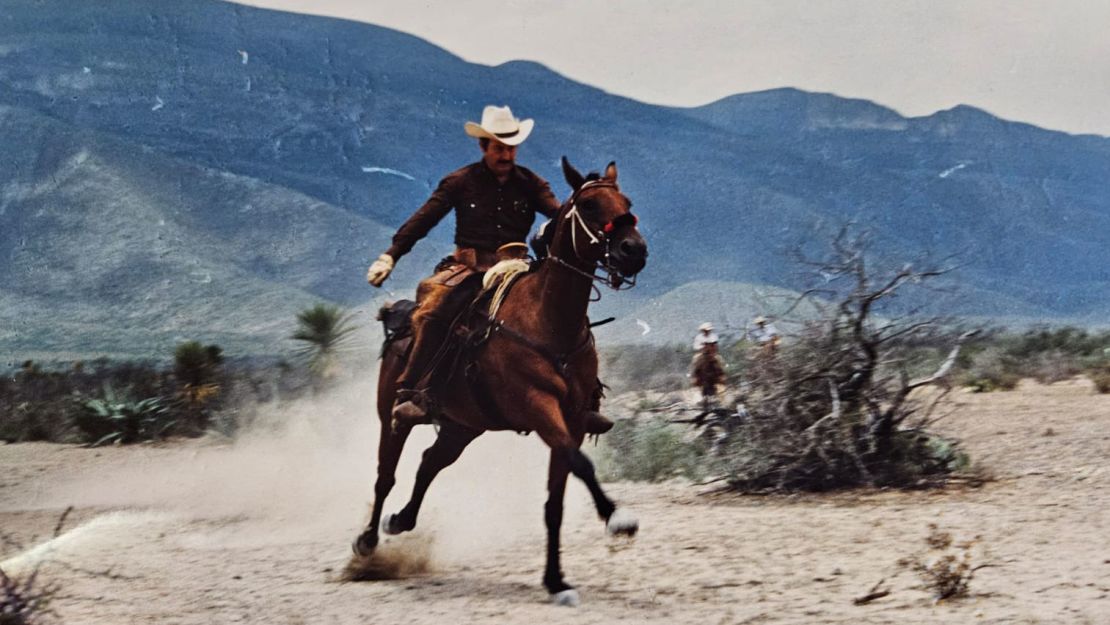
(0, 363, 82, 443)
(957, 345, 1021, 392)
(1088, 365, 1110, 394)
(953, 327, 1110, 390)
(1027, 350, 1083, 384)
(0, 401, 75, 444)
(1004, 326, 1108, 360)
(596, 417, 705, 482)
(1, 354, 319, 444)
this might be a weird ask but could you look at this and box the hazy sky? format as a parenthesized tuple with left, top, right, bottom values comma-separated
(235, 0, 1110, 137)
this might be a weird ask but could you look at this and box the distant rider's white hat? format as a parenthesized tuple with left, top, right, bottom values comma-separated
(699, 322, 714, 332)
(464, 105, 534, 146)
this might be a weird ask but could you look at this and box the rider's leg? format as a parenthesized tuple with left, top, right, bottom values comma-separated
(392, 273, 482, 425)
(392, 280, 454, 424)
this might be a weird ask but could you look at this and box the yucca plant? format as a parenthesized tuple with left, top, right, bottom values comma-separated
(174, 341, 223, 387)
(291, 303, 358, 379)
(74, 383, 174, 446)
(173, 341, 224, 432)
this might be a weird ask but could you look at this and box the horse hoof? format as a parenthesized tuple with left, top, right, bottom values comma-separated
(551, 589, 580, 607)
(606, 508, 639, 537)
(382, 513, 405, 536)
(352, 531, 378, 557)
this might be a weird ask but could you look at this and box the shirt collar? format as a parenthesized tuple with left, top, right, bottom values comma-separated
(477, 160, 522, 185)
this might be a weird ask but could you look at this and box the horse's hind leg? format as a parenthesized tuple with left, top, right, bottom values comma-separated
(353, 421, 412, 556)
(354, 346, 412, 557)
(383, 420, 481, 535)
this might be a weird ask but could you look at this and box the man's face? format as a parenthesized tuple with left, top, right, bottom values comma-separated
(481, 139, 517, 176)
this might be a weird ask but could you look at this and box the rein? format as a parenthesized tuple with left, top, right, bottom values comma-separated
(489, 319, 594, 379)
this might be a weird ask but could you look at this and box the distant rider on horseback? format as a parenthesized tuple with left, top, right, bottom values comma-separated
(366, 105, 612, 434)
(692, 322, 726, 404)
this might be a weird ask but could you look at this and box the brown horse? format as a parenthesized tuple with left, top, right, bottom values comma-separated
(353, 157, 648, 606)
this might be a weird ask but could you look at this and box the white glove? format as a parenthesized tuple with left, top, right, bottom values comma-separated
(366, 254, 394, 287)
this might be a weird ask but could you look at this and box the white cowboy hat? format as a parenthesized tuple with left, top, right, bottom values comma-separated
(699, 322, 714, 332)
(464, 105, 534, 146)
(753, 316, 767, 325)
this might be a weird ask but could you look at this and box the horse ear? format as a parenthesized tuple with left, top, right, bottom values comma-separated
(604, 161, 618, 182)
(562, 156, 585, 191)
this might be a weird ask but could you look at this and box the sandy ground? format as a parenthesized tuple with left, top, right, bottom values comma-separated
(2, 379, 1109, 624)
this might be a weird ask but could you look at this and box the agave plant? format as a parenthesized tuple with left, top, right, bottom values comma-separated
(74, 383, 174, 447)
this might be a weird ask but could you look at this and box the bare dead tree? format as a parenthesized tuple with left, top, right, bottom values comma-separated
(705, 225, 975, 491)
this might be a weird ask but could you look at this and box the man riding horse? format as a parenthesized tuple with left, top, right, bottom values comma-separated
(692, 322, 726, 403)
(366, 105, 612, 434)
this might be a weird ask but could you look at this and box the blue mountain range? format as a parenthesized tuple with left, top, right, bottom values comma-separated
(1, 0, 1108, 356)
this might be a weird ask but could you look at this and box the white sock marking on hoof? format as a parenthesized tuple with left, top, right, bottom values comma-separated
(382, 513, 403, 535)
(606, 508, 639, 536)
(551, 589, 580, 607)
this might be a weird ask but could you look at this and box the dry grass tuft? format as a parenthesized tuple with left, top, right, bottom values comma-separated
(0, 567, 57, 625)
(0, 508, 70, 625)
(901, 523, 989, 602)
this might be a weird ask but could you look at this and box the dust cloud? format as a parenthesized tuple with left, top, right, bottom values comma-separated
(4, 375, 591, 576)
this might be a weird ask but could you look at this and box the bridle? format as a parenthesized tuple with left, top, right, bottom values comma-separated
(549, 179, 640, 290)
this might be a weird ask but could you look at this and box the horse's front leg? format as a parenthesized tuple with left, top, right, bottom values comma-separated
(353, 421, 412, 556)
(564, 446, 639, 536)
(543, 449, 577, 604)
(383, 420, 481, 535)
(539, 445, 638, 607)
(531, 393, 638, 606)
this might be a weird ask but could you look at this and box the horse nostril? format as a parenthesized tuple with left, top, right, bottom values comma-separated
(620, 239, 645, 258)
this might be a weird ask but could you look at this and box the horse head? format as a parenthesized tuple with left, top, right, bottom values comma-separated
(555, 157, 648, 288)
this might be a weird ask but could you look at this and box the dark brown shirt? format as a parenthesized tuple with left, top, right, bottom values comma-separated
(385, 161, 561, 261)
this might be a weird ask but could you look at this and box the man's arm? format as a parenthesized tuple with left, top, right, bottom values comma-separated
(367, 175, 455, 287)
(386, 176, 455, 261)
(529, 171, 562, 219)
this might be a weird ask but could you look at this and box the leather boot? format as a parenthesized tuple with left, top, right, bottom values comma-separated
(584, 411, 614, 435)
(391, 389, 432, 428)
